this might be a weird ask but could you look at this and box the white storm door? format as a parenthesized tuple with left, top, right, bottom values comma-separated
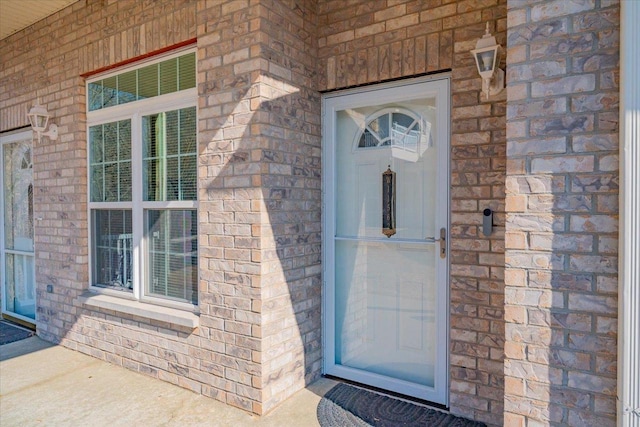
(1, 130, 36, 322)
(323, 77, 449, 405)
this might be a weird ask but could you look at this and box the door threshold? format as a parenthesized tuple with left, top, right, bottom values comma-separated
(1, 314, 36, 331)
(323, 375, 449, 412)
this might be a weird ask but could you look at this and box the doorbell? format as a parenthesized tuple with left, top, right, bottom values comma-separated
(482, 208, 493, 237)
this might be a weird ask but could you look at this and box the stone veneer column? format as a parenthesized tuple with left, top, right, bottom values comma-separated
(505, 0, 620, 425)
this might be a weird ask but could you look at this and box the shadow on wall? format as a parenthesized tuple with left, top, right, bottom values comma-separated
(198, 68, 322, 410)
(35, 68, 323, 415)
(548, 170, 618, 424)
(505, 169, 619, 424)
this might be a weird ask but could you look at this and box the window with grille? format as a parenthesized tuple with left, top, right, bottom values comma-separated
(355, 108, 432, 156)
(87, 48, 198, 307)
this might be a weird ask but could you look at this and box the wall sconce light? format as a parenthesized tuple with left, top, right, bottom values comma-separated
(471, 23, 504, 100)
(27, 102, 58, 142)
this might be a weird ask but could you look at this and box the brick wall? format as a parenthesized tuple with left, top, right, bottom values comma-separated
(0, 0, 197, 340)
(9, 0, 623, 424)
(254, 0, 323, 412)
(196, 0, 322, 413)
(195, 0, 266, 412)
(317, 1, 507, 424)
(0, 0, 322, 416)
(504, 0, 620, 425)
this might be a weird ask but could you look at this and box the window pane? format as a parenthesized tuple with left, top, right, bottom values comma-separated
(103, 122, 118, 162)
(160, 58, 178, 95)
(138, 63, 158, 99)
(89, 120, 131, 202)
(90, 125, 103, 163)
(369, 115, 390, 141)
(87, 52, 196, 111)
(167, 157, 180, 199)
(88, 52, 195, 111)
(119, 120, 131, 159)
(119, 161, 131, 201)
(166, 110, 179, 156)
(180, 156, 197, 200)
(145, 210, 197, 304)
(143, 107, 197, 201)
(92, 210, 133, 291)
(5, 253, 36, 319)
(91, 166, 104, 202)
(3, 142, 34, 251)
(103, 76, 118, 108)
(392, 112, 415, 129)
(178, 52, 196, 90)
(104, 163, 118, 202)
(118, 70, 137, 105)
(88, 81, 103, 111)
(179, 107, 197, 153)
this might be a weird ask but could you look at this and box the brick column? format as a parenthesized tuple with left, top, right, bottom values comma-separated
(197, 0, 321, 414)
(504, 0, 620, 425)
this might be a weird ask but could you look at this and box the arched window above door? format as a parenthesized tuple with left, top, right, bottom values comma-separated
(355, 108, 431, 153)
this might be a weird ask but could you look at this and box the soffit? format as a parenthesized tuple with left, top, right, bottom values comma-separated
(0, 0, 79, 41)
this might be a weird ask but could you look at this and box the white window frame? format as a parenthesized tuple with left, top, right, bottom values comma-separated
(86, 47, 198, 312)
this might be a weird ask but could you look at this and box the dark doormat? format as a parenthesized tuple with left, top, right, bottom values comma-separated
(317, 383, 486, 427)
(0, 321, 34, 345)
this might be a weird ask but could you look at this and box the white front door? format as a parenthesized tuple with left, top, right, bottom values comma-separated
(323, 77, 449, 405)
(1, 130, 36, 323)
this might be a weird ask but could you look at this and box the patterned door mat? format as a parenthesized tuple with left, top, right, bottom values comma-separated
(317, 383, 487, 427)
(0, 321, 34, 345)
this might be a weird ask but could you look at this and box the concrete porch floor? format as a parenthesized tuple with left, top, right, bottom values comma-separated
(0, 336, 337, 426)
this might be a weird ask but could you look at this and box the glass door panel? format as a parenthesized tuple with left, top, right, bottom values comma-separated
(335, 240, 437, 386)
(2, 137, 36, 321)
(324, 77, 449, 404)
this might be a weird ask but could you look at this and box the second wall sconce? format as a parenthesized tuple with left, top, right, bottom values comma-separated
(27, 102, 58, 143)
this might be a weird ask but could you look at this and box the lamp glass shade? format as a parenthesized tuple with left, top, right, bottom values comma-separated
(477, 51, 495, 72)
(472, 45, 499, 77)
(27, 104, 50, 132)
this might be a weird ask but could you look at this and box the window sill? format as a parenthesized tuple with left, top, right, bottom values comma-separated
(78, 291, 199, 329)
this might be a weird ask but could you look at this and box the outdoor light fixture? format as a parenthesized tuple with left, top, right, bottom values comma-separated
(27, 102, 58, 142)
(471, 23, 504, 100)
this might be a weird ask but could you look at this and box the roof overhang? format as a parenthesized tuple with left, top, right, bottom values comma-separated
(0, 0, 79, 41)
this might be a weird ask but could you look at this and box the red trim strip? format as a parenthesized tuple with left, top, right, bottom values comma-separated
(80, 38, 197, 79)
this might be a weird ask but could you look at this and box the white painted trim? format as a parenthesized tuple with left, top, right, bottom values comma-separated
(619, 1, 640, 425)
(321, 75, 450, 405)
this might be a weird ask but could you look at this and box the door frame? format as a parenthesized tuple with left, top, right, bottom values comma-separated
(321, 75, 451, 405)
(0, 128, 37, 325)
